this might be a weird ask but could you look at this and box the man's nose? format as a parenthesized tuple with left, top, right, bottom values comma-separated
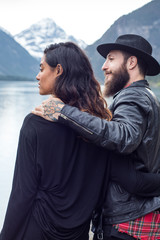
(102, 59, 108, 71)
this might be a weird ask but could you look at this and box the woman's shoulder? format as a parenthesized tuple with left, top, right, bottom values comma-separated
(22, 113, 70, 136)
(23, 113, 54, 127)
(20, 113, 39, 140)
(22, 113, 41, 129)
(24, 113, 37, 123)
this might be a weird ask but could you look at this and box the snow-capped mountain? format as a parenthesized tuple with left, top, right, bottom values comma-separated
(0, 28, 38, 78)
(14, 18, 87, 60)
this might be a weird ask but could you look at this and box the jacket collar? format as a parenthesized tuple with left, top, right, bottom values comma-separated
(113, 79, 150, 99)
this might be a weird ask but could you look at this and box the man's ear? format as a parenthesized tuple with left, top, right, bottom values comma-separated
(127, 56, 137, 70)
(56, 64, 63, 76)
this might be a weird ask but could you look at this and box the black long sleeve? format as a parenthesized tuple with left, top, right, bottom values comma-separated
(0, 114, 109, 240)
(0, 119, 38, 240)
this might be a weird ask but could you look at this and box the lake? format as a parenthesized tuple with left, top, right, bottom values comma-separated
(0, 80, 160, 230)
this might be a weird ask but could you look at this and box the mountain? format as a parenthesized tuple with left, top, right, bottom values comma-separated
(1, 1, 160, 82)
(85, 0, 160, 84)
(0, 28, 38, 79)
(14, 18, 87, 60)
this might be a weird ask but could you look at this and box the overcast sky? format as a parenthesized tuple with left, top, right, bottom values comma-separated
(0, 0, 152, 44)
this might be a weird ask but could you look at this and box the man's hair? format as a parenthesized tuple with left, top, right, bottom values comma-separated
(122, 51, 147, 76)
(44, 42, 112, 120)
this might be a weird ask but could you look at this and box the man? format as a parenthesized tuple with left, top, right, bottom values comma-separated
(33, 34, 160, 239)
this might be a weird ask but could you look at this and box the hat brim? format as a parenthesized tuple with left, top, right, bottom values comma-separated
(97, 43, 160, 76)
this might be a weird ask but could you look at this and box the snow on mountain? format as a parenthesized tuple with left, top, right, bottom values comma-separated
(14, 18, 87, 60)
(0, 26, 11, 36)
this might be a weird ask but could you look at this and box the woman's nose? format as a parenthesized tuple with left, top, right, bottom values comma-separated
(36, 73, 40, 80)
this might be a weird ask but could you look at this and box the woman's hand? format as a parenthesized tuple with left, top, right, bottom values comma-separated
(32, 95, 65, 121)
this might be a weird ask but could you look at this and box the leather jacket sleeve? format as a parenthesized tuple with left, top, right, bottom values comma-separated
(59, 89, 149, 154)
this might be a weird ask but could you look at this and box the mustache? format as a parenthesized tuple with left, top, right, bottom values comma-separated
(104, 71, 112, 76)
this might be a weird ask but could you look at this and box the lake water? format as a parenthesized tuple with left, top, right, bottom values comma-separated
(0, 80, 160, 230)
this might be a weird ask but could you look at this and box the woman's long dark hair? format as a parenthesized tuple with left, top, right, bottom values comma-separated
(44, 42, 112, 120)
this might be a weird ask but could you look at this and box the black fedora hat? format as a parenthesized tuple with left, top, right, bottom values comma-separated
(97, 34, 160, 76)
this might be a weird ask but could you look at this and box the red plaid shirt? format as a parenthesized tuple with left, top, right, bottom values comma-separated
(114, 211, 160, 240)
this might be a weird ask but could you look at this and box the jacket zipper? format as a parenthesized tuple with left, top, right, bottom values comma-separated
(60, 113, 93, 135)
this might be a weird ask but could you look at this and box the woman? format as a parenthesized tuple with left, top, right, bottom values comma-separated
(0, 42, 112, 240)
(0, 42, 160, 240)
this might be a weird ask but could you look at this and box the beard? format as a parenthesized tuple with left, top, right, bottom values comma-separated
(103, 63, 130, 98)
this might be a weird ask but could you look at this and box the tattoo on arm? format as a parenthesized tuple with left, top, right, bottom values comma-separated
(43, 100, 64, 121)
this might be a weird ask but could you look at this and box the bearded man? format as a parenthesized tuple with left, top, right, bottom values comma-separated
(33, 34, 160, 240)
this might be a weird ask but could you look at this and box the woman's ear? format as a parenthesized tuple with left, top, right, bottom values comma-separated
(56, 64, 63, 76)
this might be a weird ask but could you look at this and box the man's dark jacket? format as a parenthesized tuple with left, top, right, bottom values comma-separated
(59, 80, 160, 223)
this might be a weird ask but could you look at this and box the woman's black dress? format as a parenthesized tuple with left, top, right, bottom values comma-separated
(0, 114, 109, 240)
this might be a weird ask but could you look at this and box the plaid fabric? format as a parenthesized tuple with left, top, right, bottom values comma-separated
(114, 211, 160, 240)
